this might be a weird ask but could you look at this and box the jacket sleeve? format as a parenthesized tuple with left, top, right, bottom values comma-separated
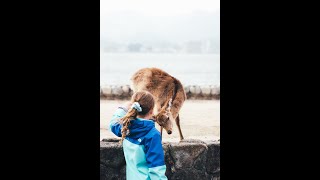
(109, 107, 127, 137)
(144, 133, 168, 180)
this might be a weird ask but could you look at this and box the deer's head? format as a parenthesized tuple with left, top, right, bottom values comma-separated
(153, 98, 174, 134)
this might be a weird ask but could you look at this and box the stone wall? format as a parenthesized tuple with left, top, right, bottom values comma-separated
(100, 85, 220, 100)
(100, 138, 220, 180)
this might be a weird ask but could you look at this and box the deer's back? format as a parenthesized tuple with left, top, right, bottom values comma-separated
(131, 68, 181, 100)
(131, 67, 186, 118)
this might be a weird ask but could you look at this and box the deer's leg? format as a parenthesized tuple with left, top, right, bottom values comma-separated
(175, 114, 184, 141)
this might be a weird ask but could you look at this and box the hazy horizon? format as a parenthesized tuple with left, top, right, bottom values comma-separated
(100, 0, 220, 54)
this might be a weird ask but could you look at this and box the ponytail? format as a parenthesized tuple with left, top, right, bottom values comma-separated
(119, 92, 154, 144)
(119, 108, 138, 144)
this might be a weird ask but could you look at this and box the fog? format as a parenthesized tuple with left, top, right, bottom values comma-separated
(100, 0, 220, 54)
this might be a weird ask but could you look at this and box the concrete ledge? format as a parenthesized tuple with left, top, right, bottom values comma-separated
(100, 85, 220, 100)
(100, 138, 220, 180)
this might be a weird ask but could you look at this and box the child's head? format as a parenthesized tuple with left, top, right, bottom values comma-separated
(130, 91, 155, 116)
(120, 91, 155, 144)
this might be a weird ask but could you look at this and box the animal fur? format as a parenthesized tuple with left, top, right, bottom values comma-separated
(130, 67, 186, 140)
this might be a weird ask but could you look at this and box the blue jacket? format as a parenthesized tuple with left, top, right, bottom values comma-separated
(109, 107, 168, 180)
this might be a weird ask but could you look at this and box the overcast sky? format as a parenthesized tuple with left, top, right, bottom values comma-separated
(101, 0, 219, 16)
(100, 0, 220, 44)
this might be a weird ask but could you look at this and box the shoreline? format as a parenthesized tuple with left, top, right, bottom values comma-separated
(100, 85, 220, 100)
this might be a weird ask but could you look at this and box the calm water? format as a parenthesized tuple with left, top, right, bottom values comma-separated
(100, 53, 220, 86)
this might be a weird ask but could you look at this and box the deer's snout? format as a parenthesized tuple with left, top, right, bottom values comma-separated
(167, 130, 172, 134)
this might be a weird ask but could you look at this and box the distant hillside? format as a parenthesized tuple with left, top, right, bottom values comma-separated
(100, 11, 220, 54)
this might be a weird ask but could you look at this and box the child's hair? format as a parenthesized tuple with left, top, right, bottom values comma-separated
(120, 91, 155, 144)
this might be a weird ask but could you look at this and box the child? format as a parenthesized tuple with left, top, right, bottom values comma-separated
(109, 91, 168, 180)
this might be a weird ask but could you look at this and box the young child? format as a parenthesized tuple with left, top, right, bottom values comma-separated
(109, 91, 168, 180)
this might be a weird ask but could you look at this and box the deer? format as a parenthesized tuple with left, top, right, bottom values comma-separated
(130, 67, 186, 141)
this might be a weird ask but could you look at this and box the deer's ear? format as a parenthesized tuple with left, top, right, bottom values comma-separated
(169, 98, 172, 107)
(167, 98, 173, 111)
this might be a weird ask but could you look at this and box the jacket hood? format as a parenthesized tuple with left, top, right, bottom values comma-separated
(127, 118, 155, 139)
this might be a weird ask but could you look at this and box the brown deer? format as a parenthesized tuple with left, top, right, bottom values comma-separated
(130, 67, 186, 140)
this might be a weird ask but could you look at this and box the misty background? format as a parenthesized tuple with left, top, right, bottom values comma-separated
(100, 11, 219, 54)
(100, 0, 220, 85)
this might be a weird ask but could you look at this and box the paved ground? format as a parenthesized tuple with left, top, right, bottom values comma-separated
(100, 100, 220, 142)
